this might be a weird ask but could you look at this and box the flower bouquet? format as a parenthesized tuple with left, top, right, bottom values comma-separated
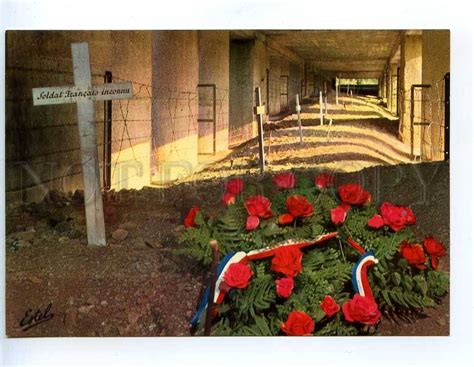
(176, 172, 449, 336)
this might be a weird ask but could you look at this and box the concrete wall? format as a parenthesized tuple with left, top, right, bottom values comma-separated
(252, 36, 269, 123)
(228, 36, 270, 146)
(110, 31, 152, 191)
(6, 31, 152, 203)
(400, 33, 422, 156)
(198, 31, 229, 154)
(288, 63, 303, 110)
(151, 31, 199, 182)
(229, 40, 255, 146)
(267, 55, 301, 116)
(388, 63, 399, 114)
(421, 30, 450, 161)
(268, 55, 282, 116)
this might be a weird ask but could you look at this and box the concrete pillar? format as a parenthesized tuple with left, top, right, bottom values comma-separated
(380, 75, 385, 100)
(388, 63, 398, 113)
(198, 31, 229, 154)
(152, 31, 199, 182)
(229, 38, 269, 146)
(400, 32, 422, 156)
(268, 55, 282, 115)
(422, 30, 450, 161)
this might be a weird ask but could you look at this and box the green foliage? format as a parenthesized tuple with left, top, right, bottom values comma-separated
(427, 271, 449, 299)
(177, 172, 449, 336)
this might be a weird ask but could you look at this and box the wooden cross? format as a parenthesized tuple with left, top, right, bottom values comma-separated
(32, 42, 133, 246)
(295, 93, 303, 144)
(319, 91, 324, 125)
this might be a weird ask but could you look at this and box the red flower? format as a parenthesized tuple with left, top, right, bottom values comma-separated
(423, 236, 446, 270)
(278, 213, 294, 225)
(286, 195, 314, 218)
(222, 192, 235, 206)
(275, 277, 294, 298)
(223, 263, 253, 289)
(330, 204, 350, 225)
(226, 178, 244, 195)
(315, 172, 335, 189)
(244, 195, 272, 219)
(342, 295, 381, 325)
(405, 207, 416, 225)
(273, 172, 296, 190)
(338, 183, 372, 205)
(320, 295, 340, 318)
(380, 202, 416, 231)
(400, 241, 426, 270)
(368, 214, 385, 229)
(271, 246, 303, 277)
(281, 311, 314, 336)
(246, 215, 260, 231)
(184, 207, 200, 228)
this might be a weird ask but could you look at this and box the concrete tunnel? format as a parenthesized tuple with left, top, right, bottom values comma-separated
(5, 30, 450, 201)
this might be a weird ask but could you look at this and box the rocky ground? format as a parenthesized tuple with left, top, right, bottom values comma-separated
(5, 160, 449, 337)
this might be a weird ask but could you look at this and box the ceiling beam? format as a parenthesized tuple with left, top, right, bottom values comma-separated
(265, 34, 305, 67)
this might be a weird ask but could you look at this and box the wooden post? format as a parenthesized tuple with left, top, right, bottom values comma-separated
(319, 91, 324, 126)
(255, 87, 265, 174)
(32, 42, 133, 246)
(350, 90, 353, 105)
(296, 94, 303, 144)
(204, 240, 220, 336)
(444, 72, 450, 161)
(336, 78, 339, 105)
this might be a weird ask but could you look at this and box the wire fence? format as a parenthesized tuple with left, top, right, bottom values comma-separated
(401, 76, 447, 161)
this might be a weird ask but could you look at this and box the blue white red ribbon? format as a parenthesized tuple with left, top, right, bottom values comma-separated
(351, 251, 379, 299)
(191, 232, 338, 328)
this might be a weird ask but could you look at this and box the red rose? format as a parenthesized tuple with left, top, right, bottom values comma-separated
(278, 213, 294, 225)
(223, 263, 253, 289)
(275, 277, 294, 298)
(222, 192, 235, 206)
(380, 202, 416, 231)
(405, 207, 416, 225)
(338, 183, 372, 205)
(271, 246, 303, 277)
(226, 178, 244, 195)
(286, 195, 314, 218)
(184, 207, 200, 228)
(244, 195, 272, 219)
(423, 236, 445, 257)
(281, 311, 314, 336)
(423, 236, 446, 270)
(320, 295, 340, 318)
(273, 172, 296, 190)
(368, 214, 385, 229)
(246, 215, 260, 231)
(400, 241, 426, 270)
(315, 172, 335, 189)
(342, 295, 381, 325)
(330, 204, 350, 225)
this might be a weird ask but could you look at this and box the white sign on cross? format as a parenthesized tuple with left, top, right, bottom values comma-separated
(32, 42, 133, 246)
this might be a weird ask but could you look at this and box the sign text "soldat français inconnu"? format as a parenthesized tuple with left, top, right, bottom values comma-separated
(32, 82, 133, 106)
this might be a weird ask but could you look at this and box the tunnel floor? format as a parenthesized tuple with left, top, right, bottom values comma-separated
(188, 94, 410, 183)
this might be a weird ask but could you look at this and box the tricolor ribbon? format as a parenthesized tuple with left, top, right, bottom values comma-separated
(191, 232, 338, 328)
(349, 238, 379, 300)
